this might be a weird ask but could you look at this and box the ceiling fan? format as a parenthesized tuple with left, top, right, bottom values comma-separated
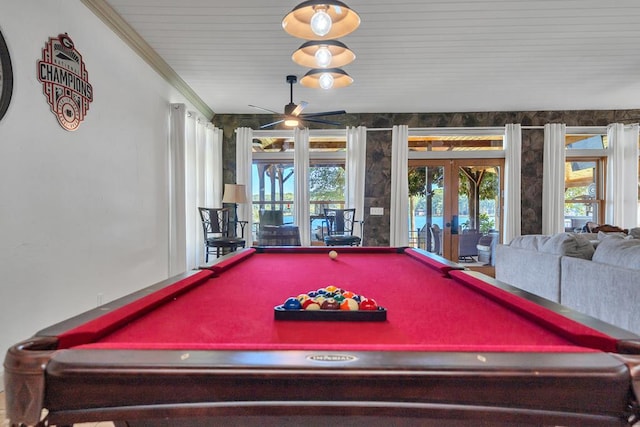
(249, 75, 346, 129)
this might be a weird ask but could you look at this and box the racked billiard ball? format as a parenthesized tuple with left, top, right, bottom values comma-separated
(314, 296, 327, 306)
(283, 297, 302, 310)
(359, 298, 378, 311)
(302, 299, 321, 310)
(342, 290, 355, 299)
(340, 298, 359, 311)
(321, 298, 340, 310)
(333, 294, 345, 303)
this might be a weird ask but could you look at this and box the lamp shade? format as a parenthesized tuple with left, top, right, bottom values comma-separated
(292, 40, 355, 69)
(282, 0, 361, 40)
(222, 184, 248, 204)
(300, 68, 353, 89)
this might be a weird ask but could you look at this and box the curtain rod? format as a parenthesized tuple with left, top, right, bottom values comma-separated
(244, 124, 634, 136)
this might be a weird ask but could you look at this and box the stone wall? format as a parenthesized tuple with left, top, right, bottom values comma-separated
(213, 109, 640, 245)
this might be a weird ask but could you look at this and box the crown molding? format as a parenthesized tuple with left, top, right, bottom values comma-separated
(80, 0, 214, 120)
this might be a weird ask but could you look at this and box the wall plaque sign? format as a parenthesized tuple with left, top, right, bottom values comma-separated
(37, 33, 93, 131)
(0, 28, 13, 121)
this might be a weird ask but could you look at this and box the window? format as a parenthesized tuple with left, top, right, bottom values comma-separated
(564, 134, 607, 230)
(251, 131, 347, 243)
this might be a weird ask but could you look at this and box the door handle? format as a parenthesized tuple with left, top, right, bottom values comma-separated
(451, 215, 458, 234)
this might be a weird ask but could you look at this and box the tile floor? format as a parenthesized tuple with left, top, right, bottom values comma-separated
(1, 391, 114, 426)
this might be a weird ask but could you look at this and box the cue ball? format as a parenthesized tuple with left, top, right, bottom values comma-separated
(329, 250, 338, 259)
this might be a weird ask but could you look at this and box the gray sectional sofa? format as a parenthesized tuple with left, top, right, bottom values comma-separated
(495, 232, 640, 335)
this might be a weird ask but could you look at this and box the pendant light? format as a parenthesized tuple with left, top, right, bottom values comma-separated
(300, 68, 353, 90)
(282, 0, 361, 40)
(291, 40, 356, 69)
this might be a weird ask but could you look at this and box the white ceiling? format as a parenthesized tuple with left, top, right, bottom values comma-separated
(97, 0, 640, 117)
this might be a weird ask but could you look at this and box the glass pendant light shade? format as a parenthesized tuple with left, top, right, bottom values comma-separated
(300, 68, 353, 89)
(292, 40, 355, 68)
(282, 0, 361, 40)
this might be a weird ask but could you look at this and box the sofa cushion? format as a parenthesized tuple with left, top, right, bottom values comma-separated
(592, 234, 640, 269)
(540, 232, 595, 260)
(629, 227, 640, 239)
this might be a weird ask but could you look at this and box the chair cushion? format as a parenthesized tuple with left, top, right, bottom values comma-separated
(206, 237, 244, 246)
(324, 235, 361, 245)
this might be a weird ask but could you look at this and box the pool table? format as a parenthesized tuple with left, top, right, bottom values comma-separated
(4, 246, 640, 426)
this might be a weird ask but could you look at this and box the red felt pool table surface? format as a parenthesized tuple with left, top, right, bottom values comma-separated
(70, 247, 610, 352)
(5, 247, 640, 427)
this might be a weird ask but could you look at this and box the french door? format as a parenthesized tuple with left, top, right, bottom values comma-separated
(409, 158, 504, 263)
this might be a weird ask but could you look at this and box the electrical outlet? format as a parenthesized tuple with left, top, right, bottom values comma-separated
(370, 207, 384, 216)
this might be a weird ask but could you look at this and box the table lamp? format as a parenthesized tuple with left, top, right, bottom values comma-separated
(222, 183, 248, 236)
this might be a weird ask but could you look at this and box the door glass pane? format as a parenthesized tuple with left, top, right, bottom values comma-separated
(409, 165, 444, 255)
(457, 165, 501, 262)
(309, 162, 345, 244)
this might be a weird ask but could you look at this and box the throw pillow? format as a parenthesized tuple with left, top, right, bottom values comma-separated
(541, 232, 595, 260)
(592, 236, 640, 269)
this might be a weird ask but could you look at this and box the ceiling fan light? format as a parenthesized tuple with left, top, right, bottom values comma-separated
(282, 0, 360, 40)
(315, 46, 332, 68)
(300, 68, 353, 89)
(291, 40, 355, 68)
(284, 117, 300, 127)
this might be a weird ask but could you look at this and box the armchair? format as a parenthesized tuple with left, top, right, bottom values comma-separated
(458, 229, 481, 262)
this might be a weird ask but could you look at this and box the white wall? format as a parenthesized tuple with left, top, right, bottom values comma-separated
(0, 1, 201, 384)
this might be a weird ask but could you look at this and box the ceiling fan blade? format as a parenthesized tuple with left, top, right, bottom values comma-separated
(260, 119, 285, 129)
(302, 118, 343, 126)
(249, 104, 280, 115)
(291, 101, 308, 117)
(300, 110, 346, 118)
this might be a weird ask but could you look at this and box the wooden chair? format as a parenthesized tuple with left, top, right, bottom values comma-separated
(323, 208, 362, 246)
(198, 207, 245, 262)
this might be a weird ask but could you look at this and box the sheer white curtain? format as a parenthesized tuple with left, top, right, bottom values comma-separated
(390, 125, 409, 246)
(346, 126, 367, 239)
(193, 122, 223, 266)
(235, 127, 253, 245)
(168, 104, 187, 276)
(205, 125, 223, 209)
(503, 124, 522, 244)
(606, 123, 639, 229)
(184, 112, 200, 270)
(294, 128, 311, 246)
(542, 123, 566, 235)
(194, 120, 207, 266)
